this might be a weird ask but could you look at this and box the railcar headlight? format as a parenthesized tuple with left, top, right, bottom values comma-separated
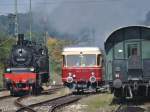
(30, 67, 34, 72)
(73, 74, 76, 78)
(91, 72, 95, 76)
(67, 76, 73, 83)
(68, 72, 72, 77)
(89, 76, 96, 83)
(6, 68, 11, 72)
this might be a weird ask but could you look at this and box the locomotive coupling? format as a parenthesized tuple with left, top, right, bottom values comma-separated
(113, 79, 122, 89)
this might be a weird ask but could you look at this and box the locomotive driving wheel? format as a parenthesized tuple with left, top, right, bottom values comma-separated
(32, 79, 42, 95)
(10, 87, 15, 96)
(32, 83, 40, 95)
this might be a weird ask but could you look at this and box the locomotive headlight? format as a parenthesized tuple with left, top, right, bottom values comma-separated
(6, 68, 11, 72)
(30, 67, 34, 72)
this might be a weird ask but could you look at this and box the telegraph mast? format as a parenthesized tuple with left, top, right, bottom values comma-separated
(29, 0, 32, 41)
(14, 0, 18, 39)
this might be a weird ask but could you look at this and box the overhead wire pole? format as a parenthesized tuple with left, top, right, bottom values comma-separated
(29, 0, 32, 41)
(14, 0, 18, 40)
(43, 16, 48, 46)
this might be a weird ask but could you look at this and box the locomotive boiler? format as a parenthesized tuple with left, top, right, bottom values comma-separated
(4, 34, 49, 95)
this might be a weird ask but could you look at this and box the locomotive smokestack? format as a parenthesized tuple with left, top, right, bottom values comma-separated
(17, 34, 24, 45)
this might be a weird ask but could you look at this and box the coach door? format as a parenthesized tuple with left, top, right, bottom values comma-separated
(126, 42, 142, 78)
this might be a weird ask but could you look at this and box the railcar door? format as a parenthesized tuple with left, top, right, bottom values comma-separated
(126, 42, 142, 79)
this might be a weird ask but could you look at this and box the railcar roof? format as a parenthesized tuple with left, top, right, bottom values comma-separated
(62, 47, 101, 55)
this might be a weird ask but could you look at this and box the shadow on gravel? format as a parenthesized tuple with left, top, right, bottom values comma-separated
(110, 97, 150, 112)
(116, 106, 145, 112)
(111, 97, 150, 105)
(72, 90, 107, 95)
(13, 91, 30, 97)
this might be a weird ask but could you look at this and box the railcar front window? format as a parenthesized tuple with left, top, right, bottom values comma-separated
(66, 54, 96, 67)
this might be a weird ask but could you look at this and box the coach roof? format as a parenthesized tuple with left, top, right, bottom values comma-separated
(104, 25, 150, 54)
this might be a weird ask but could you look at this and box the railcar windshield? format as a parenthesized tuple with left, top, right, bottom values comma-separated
(66, 54, 97, 67)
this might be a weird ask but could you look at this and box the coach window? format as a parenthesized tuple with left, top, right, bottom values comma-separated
(142, 41, 150, 59)
(127, 44, 139, 58)
(114, 42, 124, 59)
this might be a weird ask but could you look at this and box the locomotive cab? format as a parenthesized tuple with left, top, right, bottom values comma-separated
(62, 47, 103, 92)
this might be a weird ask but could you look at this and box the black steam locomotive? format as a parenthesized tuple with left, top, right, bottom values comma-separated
(4, 34, 49, 95)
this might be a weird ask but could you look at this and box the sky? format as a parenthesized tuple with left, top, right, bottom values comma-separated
(0, 0, 150, 47)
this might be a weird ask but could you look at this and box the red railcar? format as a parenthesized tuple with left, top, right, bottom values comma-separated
(62, 47, 103, 92)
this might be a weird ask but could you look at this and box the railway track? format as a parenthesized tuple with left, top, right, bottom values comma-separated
(16, 93, 82, 112)
(0, 85, 64, 112)
(0, 94, 11, 100)
(41, 85, 64, 94)
(15, 90, 99, 112)
(14, 85, 67, 112)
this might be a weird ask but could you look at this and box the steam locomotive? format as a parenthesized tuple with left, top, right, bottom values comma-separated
(4, 34, 49, 95)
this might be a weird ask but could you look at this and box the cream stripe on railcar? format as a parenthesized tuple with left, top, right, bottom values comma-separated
(62, 47, 101, 55)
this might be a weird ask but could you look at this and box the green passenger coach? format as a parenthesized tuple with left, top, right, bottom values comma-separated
(104, 26, 150, 98)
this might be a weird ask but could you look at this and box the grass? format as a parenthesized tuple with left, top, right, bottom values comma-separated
(78, 93, 118, 112)
(50, 72, 62, 84)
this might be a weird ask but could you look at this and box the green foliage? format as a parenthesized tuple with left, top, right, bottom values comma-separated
(0, 36, 15, 64)
(47, 37, 73, 76)
(0, 34, 15, 88)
